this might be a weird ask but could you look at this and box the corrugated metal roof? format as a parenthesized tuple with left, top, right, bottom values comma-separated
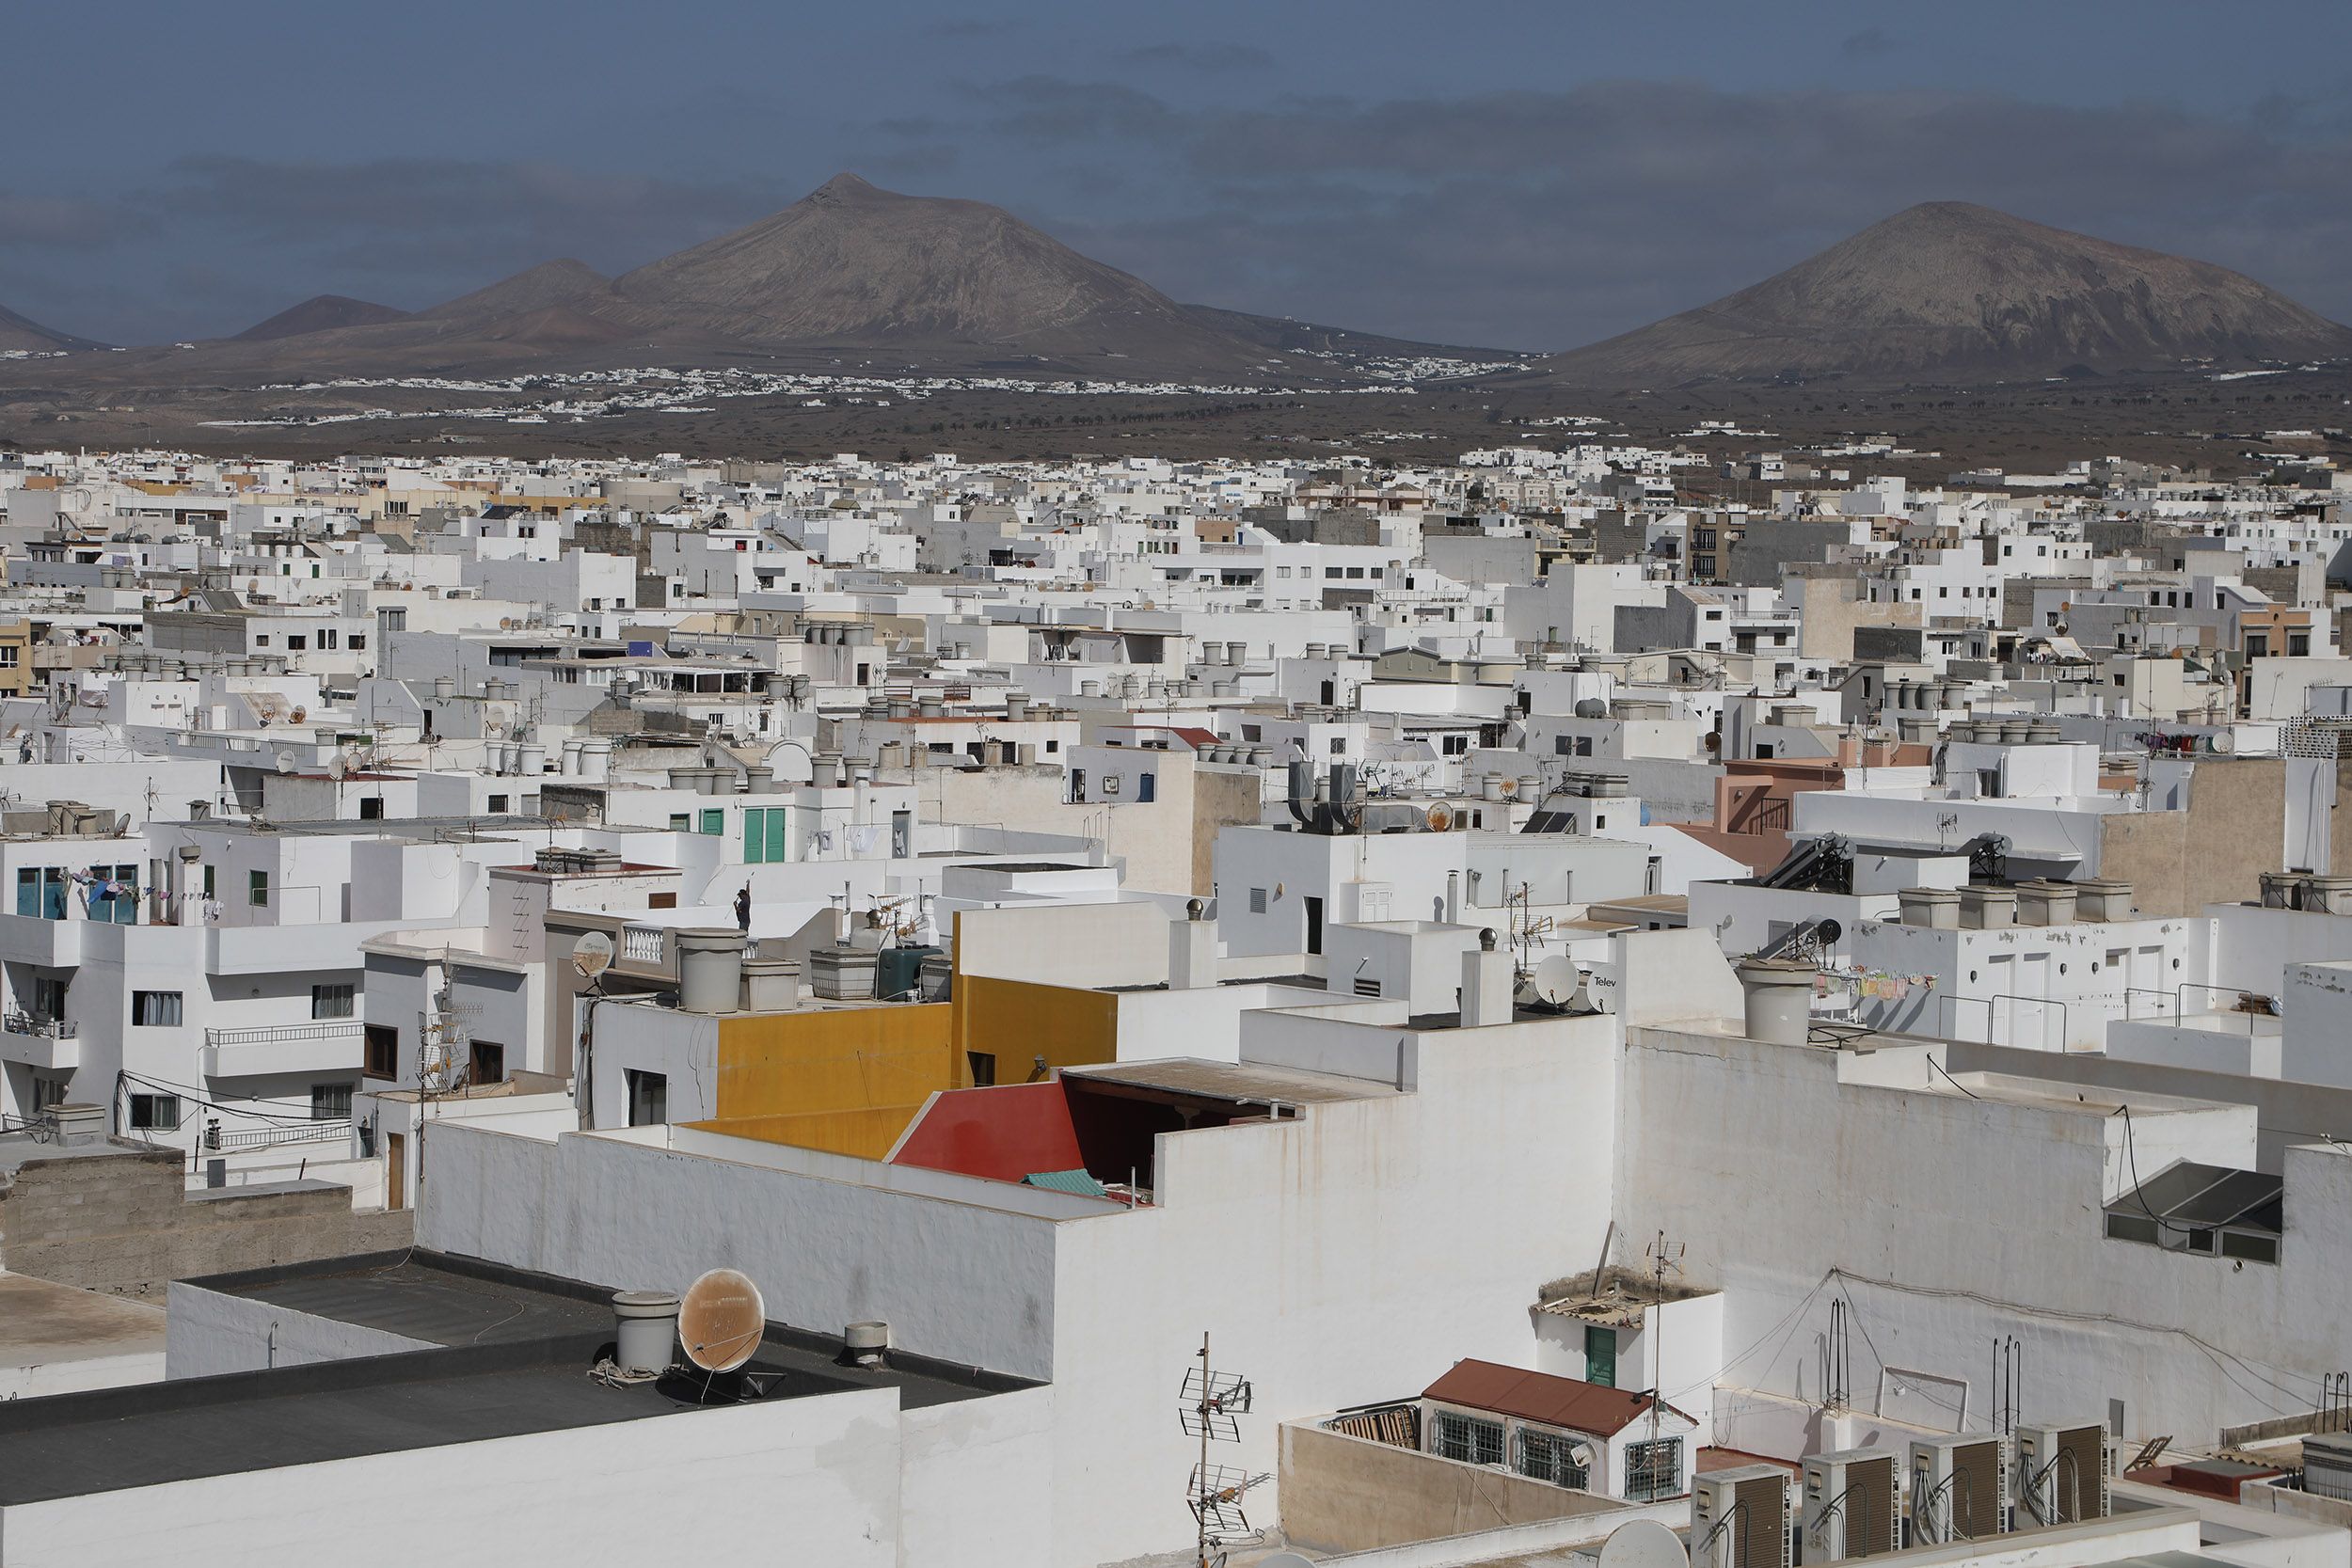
(1020, 1169, 1109, 1197)
(1421, 1358, 1692, 1437)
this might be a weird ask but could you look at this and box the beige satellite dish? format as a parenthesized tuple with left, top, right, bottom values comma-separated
(570, 930, 614, 982)
(1598, 1519, 1689, 1568)
(678, 1268, 765, 1373)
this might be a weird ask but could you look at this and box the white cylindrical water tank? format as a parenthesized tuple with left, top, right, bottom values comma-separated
(517, 741, 547, 776)
(612, 1291, 680, 1378)
(1736, 958, 1816, 1046)
(562, 739, 584, 777)
(579, 739, 612, 782)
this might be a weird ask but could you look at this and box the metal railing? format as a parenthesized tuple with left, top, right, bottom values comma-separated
(204, 1019, 364, 1049)
(204, 1120, 352, 1152)
(2, 1012, 76, 1038)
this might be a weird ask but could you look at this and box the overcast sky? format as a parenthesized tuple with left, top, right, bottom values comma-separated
(8, 0, 2352, 349)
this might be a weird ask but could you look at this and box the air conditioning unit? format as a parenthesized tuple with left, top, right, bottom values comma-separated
(1909, 1434, 2010, 1544)
(2013, 1420, 2111, 1526)
(1802, 1449, 1900, 1563)
(1693, 1465, 1791, 1568)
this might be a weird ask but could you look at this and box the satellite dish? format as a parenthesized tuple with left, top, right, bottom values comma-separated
(2211, 732, 2235, 754)
(1597, 1519, 1690, 1568)
(325, 752, 348, 781)
(1424, 801, 1455, 832)
(1533, 955, 1581, 1006)
(273, 750, 297, 773)
(678, 1269, 765, 1373)
(1816, 918, 1843, 946)
(571, 930, 614, 981)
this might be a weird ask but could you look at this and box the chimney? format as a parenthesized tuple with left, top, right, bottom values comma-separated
(1461, 928, 1514, 1028)
(1168, 900, 1217, 990)
(1735, 957, 1815, 1046)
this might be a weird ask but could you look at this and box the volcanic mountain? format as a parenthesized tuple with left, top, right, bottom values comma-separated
(606, 172, 1293, 372)
(0, 301, 105, 354)
(1536, 202, 2352, 386)
(233, 294, 411, 341)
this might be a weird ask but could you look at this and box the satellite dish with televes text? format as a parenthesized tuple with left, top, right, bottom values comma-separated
(678, 1268, 765, 1373)
(570, 930, 613, 982)
(1597, 1518, 1690, 1568)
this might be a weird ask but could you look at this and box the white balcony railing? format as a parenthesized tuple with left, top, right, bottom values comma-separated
(620, 926, 669, 965)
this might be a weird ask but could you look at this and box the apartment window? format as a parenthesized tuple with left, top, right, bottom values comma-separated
(0, 646, 17, 669)
(669, 814, 691, 832)
(30, 974, 67, 1022)
(248, 870, 269, 907)
(128, 1093, 182, 1132)
(1248, 887, 1268, 914)
(2247, 634, 2269, 658)
(359, 796, 384, 820)
(698, 809, 723, 835)
(349, 633, 367, 651)
(311, 983, 356, 1020)
(1624, 1437, 1685, 1503)
(203, 863, 216, 899)
(1432, 1410, 1505, 1467)
(1136, 773, 1155, 802)
(1516, 1427, 1589, 1488)
(364, 1023, 399, 1080)
(486, 794, 510, 815)
(967, 1051, 997, 1087)
(311, 1083, 354, 1121)
(626, 1069, 668, 1127)
(2293, 632, 2312, 657)
(319, 629, 338, 650)
(287, 636, 307, 652)
(469, 1039, 505, 1085)
(17, 867, 65, 920)
(132, 990, 183, 1027)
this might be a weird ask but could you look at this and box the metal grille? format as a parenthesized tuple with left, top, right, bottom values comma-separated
(1515, 1427, 1590, 1488)
(1433, 1410, 1503, 1466)
(2056, 1427, 2107, 1521)
(1952, 1439, 2002, 1539)
(1733, 1475, 1788, 1568)
(1847, 1456, 1896, 1557)
(1627, 1436, 1685, 1503)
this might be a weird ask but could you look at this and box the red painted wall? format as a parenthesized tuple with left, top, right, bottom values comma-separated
(889, 1081, 1084, 1183)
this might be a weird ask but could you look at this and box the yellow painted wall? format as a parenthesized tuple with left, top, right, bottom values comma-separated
(708, 1003, 956, 1158)
(952, 975, 1119, 1084)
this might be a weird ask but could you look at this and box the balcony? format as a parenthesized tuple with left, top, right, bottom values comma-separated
(0, 1012, 79, 1071)
(201, 1019, 364, 1079)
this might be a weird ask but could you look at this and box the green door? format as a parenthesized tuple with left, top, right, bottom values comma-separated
(1585, 1324, 1617, 1387)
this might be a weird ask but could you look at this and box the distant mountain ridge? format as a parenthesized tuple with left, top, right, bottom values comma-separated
(0, 302, 106, 354)
(1534, 202, 2352, 386)
(234, 295, 410, 341)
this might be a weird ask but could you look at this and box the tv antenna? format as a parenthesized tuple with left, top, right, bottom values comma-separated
(1644, 1230, 1685, 1443)
(1181, 1333, 1265, 1568)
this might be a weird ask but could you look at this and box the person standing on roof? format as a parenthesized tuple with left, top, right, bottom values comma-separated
(734, 884, 752, 933)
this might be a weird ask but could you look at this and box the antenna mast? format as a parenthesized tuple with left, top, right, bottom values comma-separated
(1181, 1332, 1264, 1568)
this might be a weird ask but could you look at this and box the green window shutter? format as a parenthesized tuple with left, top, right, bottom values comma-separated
(699, 809, 723, 835)
(743, 808, 764, 863)
(765, 807, 787, 863)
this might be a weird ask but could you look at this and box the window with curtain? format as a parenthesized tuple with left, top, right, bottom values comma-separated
(132, 990, 183, 1027)
(312, 983, 355, 1020)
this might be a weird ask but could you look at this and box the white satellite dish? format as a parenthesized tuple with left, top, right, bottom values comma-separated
(273, 750, 297, 773)
(325, 752, 348, 781)
(2211, 732, 2235, 754)
(571, 930, 614, 982)
(1598, 1519, 1690, 1568)
(1532, 955, 1581, 1006)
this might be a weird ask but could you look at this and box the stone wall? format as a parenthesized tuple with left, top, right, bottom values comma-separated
(0, 1145, 410, 1300)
